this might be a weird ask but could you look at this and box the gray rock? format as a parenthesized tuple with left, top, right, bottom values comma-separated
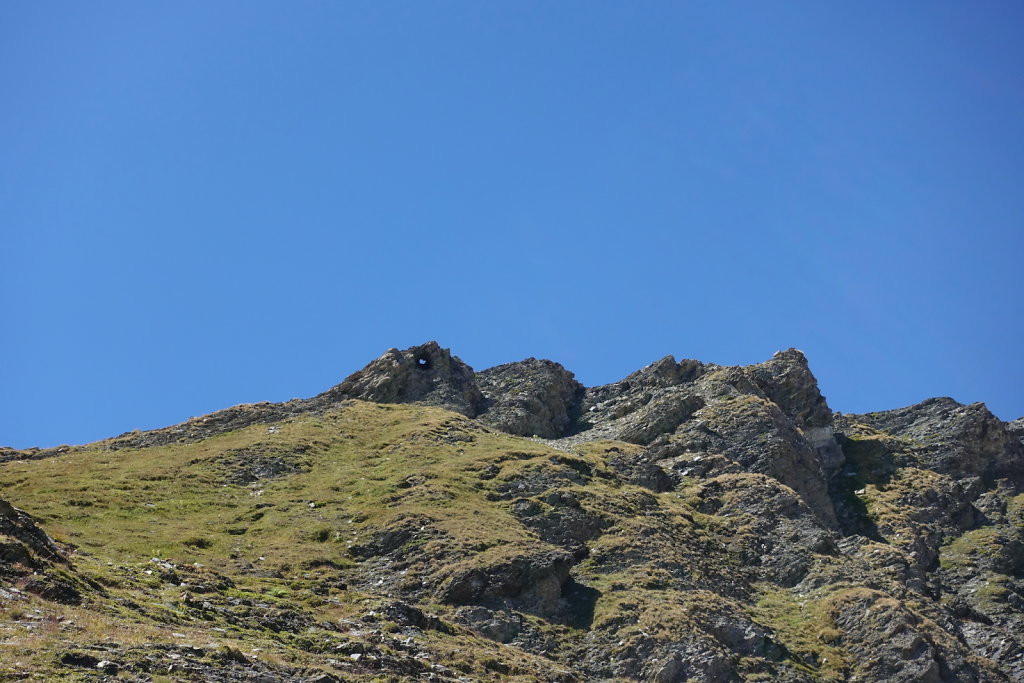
(853, 398, 1024, 482)
(323, 341, 486, 417)
(670, 385, 839, 528)
(11, 342, 1024, 682)
(0, 498, 82, 604)
(749, 348, 833, 429)
(828, 588, 992, 682)
(1008, 417, 1024, 445)
(476, 358, 584, 438)
(692, 473, 837, 586)
(454, 606, 521, 643)
(616, 392, 704, 445)
(437, 550, 575, 617)
(578, 355, 706, 432)
(0, 498, 66, 570)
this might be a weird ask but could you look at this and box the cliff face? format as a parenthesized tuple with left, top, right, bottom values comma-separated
(1, 342, 1022, 682)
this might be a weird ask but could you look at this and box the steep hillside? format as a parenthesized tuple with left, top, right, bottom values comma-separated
(1, 342, 1022, 681)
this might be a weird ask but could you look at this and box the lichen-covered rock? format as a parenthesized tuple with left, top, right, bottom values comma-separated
(476, 358, 585, 438)
(615, 391, 704, 445)
(1008, 417, 1024, 445)
(750, 349, 847, 477)
(511, 489, 608, 552)
(826, 587, 1002, 682)
(554, 349, 843, 527)
(578, 355, 706, 434)
(576, 590, 796, 683)
(454, 605, 523, 643)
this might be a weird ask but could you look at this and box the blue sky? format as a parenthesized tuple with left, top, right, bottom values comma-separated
(3, 2, 1022, 448)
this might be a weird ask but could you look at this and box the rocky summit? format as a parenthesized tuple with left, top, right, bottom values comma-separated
(1, 342, 1023, 682)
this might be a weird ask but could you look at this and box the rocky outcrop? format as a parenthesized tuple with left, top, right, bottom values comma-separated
(615, 393, 705, 446)
(320, 341, 486, 417)
(0, 498, 83, 603)
(438, 550, 576, 617)
(0, 498, 65, 571)
(18, 343, 843, 479)
(573, 350, 843, 528)
(854, 398, 1024, 483)
(826, 587, 1000, 682)
(668, 388, 839, 528)
(476, 359, 584, 438)
(83, 342, 487, 451)
(747, 349, 832, 429)
(692, 473, 837, 586)
(1008, 417, 1024, 443)
(578, 355, 707, 438)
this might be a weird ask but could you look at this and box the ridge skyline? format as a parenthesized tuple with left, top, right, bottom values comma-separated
(6, 341, 1017, 453)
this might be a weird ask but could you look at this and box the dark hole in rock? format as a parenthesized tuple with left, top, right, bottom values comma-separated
(561, 577, 600, 629)
(416, 356, 430, 369)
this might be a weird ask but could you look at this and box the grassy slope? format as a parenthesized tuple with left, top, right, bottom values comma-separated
(0, 400, 879, 681)
(0, 401, 586, 680)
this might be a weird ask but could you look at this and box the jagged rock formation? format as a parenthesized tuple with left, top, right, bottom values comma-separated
(577, 354, 707, 442)
(1, 342, 483, 454)
(476, 358, 585, 438)
(1, 341, 1022, 682)
(319, 341, 487, 418)
(1009, 417, 1024, 442)
(852, 397, 1024, 482)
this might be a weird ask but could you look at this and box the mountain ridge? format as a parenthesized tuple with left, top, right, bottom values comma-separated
(0, 342, 839, 453)
(1, 341, 1023, 681)
(4, 341, 1014, 457)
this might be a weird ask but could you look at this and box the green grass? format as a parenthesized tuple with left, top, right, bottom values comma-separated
(752, 586, 850, 681)
(2, 403, 535, 572)
(939, 527, 1001, 569)
(4, 397, 994, 681)
(0, 401, 595, 679)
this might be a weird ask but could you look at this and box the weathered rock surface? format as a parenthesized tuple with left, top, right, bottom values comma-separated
(1008, 417, 1024, 443)
(0, 498, 65, 573)
(692, 473, 837, 587)
(575, 355, 707, 441)
(748, 348, 832, 429)
(570, 349, 844, 528)
(826, 587, 998, 682)
(438, 550, 575, 617)
(476, 358, 584, 438)
(854, 398, 1024, 482)
(320, 341, 486, 417)
(667, 387, 840, 528)
(0, 497, 83, 603)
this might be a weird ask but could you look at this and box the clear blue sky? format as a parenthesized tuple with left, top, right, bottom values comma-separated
(3, 2, 1022, 448)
